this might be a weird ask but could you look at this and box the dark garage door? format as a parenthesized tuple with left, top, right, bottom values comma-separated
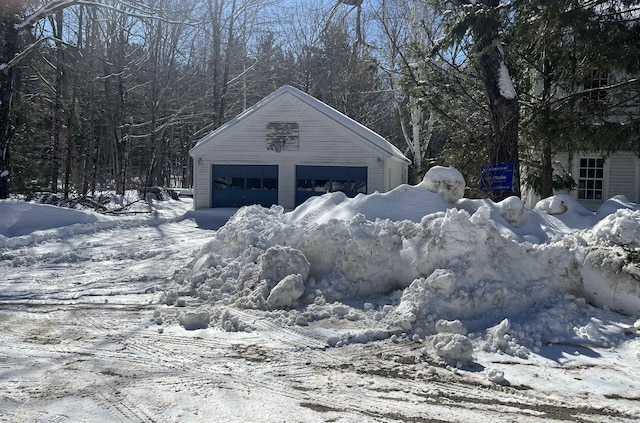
(296, 165, 367, 206)
(212, 165, 278, 207)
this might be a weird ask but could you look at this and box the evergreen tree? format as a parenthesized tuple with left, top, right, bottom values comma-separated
(510, 0, 640, 198)
(304, 23, 391, 132)
(432, 0, 521, 199)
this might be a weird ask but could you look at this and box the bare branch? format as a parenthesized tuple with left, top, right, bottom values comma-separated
(1, 37, 51, 73)
(16, 0, 80, 30)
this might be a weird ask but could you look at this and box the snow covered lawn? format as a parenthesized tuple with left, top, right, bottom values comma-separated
(1, 169, 640, 422)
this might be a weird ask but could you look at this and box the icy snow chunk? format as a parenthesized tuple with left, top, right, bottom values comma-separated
(486, 368, 507, 385)
(576, 317, 606, 341)
(427, 269, 457, 293)
(486, 318, 511, 352)
(217, 309, 248, 332)
(536, 195, 569, 215)
(294, 315, 308, 326)
(391, 271, 454, 330)
(484, 318, 529, 357)
(162, 290, 179, 305)
(498, 196, 526, 226)
(422, 166, 466, 203)
(435, 319, 467, 335)
(433, 333, 474, 363)
(259, 245, 310, 285)
(192, 253, 216, 277)
(179, 311, 210, 330)
(591, 209, 640, 247)
(580, 255, 640, 316)
(266, 274, 306, 309)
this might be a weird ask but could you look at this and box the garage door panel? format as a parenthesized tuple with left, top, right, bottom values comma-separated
(295, 165, 367, 206)
(212, 165, 278, 207)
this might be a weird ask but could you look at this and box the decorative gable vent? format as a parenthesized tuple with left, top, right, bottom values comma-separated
(266, 122, 299, 152)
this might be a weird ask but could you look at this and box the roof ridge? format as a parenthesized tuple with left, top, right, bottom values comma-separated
(190, 85, 410, 164)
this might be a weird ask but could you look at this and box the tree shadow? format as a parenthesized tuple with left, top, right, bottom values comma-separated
(184, 208, 238, 230)
(536, 344, 601, 363)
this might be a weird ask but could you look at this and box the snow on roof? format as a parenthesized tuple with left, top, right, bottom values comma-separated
(190, 85, 411, 164)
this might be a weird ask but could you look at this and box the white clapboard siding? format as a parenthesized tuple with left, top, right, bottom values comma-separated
(552, 151, 639, 211)
(608, 152, 638, 202)
(191, 86, 410, 209)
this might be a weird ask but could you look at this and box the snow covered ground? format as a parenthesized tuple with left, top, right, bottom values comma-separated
(1, 168, 640, 422)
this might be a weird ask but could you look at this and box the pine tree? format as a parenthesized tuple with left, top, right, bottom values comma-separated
(510, 0, 640, 198)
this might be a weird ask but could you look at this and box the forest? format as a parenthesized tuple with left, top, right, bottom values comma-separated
(0, 0, 638, 201)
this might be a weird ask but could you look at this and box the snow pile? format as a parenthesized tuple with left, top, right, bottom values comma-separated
(286, 166, 464, 226)
(166, 167, 640, 363)
(0, 199, 104, 237)
(580, 208, 640, 315)
(0, 196, 200, 248)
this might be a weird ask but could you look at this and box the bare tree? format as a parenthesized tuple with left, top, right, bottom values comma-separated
(0, 1, 35, 199)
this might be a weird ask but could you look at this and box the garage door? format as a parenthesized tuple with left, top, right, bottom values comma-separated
(212, 165, 278, 207)
(295, 165, 367, 206)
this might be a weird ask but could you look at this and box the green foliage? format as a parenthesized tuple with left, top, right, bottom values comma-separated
(522, 166, 576, 196)
(303, 23, 394, 137)
(4, 0, 640, 200)
(506, 0, 640, 197)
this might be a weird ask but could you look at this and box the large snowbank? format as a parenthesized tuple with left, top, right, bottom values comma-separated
(0, 195, 207, 248)
(167, 167, 640, 363)
(0, 199, 105, 237)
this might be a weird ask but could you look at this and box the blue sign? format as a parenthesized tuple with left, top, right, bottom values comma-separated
(481, 163, 514, 192)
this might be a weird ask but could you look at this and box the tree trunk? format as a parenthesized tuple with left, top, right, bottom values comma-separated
(63, 101, 74, 198)
(51, 8, 67, 195)
(0, 4, 21, 199)
(472, 1, 521, 200)
(218, 0, 237, 124)
(63, 50, 78, 199)
(105, 14, 127, 196)
(208, 0, 224, 127)
(410, 97, 424, 182)
(539, 57, 554, 198)
(540, 137, 553, 198)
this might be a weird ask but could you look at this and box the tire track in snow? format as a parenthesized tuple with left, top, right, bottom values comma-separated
(226, 307, 333, 350)
(3, 214, 639, 422)
(319, 345, 638, 422)
(95, 390, 159, 423)
(214, 308, 640, 422)
(0, 306, 207, 423)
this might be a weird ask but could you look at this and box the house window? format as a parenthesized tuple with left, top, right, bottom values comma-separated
(583, 69, 608, 104)
(578, 158, 604, 200)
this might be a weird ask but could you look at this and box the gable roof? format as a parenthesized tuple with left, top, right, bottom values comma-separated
(190, 85, 411, 163)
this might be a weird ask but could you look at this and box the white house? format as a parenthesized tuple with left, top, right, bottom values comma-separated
(189, 85, 410, 209)
(525, 66, 640, 210)
(554, 151, 639, 210)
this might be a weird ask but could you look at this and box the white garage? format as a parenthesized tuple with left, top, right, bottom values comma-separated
(189, 85, 410, 209)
